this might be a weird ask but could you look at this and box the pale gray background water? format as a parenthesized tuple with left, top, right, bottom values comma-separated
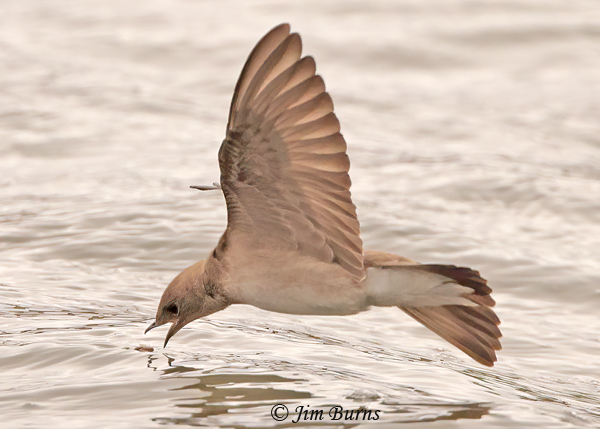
(1, 1, 599, 427)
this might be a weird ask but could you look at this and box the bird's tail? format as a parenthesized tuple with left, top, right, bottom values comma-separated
(364, 251, 502, 366)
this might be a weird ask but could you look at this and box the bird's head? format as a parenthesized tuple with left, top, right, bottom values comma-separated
(145, 259, 229, 347)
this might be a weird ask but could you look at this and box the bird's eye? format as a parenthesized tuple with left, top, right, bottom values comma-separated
(165, 303, 179, 316)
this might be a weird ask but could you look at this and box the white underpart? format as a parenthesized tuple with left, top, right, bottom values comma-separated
(364, 267, 476, 308)
(226, 245, 478, 315)
(226, 250, 367, 316)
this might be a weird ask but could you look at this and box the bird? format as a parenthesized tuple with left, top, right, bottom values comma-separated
(145, 23, 502, 367)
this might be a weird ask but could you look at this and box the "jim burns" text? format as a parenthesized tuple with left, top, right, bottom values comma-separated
(292, 405, 380, 423)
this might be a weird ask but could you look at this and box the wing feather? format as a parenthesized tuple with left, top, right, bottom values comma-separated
(291, 152, 350, 172)
(228, 24, 292, 129)
(266, 76, 326, 119)
(253, 57, 316, 115)
(240, 34, 302, 111)
(288, 133, 347, 154)
(219, 24, 364, 278)
(275, 93, 334, 128)
(280, 113, 340, 140)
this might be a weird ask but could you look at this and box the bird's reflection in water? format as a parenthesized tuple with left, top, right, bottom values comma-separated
(149, 356, 489, 427)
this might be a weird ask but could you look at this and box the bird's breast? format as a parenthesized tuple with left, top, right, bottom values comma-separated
(223, 250, 368, 316)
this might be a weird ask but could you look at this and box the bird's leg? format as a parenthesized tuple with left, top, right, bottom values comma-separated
(190, 182, 221, 191)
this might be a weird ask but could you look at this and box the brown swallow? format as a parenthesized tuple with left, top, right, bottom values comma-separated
(145, 24, 501, 366)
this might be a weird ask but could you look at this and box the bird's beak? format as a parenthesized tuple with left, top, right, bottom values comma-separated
(144, 319, 184, 347)
(144, 321, 157, 334)
(164, 321, 184, 348)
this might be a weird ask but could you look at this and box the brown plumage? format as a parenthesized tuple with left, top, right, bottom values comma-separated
(364, 251, 501, 366)
(146, 24, 502, 367)
(219, 24, 363, 278)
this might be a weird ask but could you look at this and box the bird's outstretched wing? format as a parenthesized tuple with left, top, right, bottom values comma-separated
(218, 23, 364, 279)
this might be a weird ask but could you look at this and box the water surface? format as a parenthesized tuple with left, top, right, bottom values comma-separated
(1, 1, 600, 427)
